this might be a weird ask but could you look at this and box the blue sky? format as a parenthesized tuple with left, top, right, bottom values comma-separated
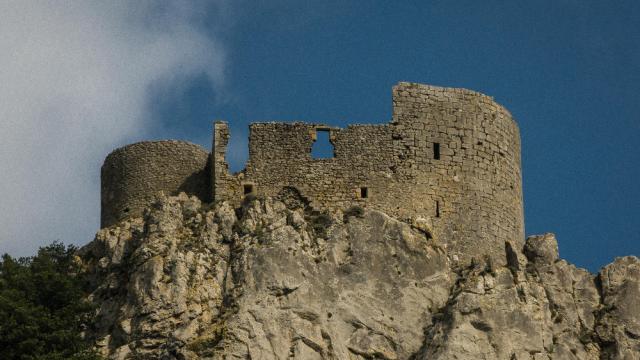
(1, 1, 638, 272)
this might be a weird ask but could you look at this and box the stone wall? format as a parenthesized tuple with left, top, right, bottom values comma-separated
(101, 140, 210, 227)
(242, 122, 395, 209)
(390, 82, 524, 263)
(212, 82, 524, 263)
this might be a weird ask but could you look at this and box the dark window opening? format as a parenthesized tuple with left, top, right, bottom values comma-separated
(360, 187, 368, 199)
(312, 129, 335, 159)
(243, 184, 254, 195)
(434, 143, 441, 160)
(435, 201, 440, 218)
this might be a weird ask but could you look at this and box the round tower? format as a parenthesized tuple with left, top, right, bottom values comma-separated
(101, 140, 210, 227)
(390, 82, 524, 264)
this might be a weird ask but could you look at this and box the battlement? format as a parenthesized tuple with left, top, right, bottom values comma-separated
(101, 82, 524, 264)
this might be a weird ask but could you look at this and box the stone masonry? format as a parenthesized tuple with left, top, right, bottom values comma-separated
(101, 141, 210, 227)
(101, 82, 524, 263)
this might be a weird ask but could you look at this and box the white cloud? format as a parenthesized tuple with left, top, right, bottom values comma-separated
(0, 1, 226, 256)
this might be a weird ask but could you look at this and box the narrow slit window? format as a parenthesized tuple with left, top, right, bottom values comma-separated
(435, 200, 440, 218)
(312, 129, 335, 159)
(360, 187, 368, 199)
(433, 143, 441, 160)
(243, 184, 254, 195)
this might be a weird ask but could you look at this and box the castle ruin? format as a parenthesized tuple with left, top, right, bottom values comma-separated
(101, 82, 524, 263)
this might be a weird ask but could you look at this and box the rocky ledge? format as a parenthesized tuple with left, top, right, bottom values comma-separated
(80, 194, 640, 359)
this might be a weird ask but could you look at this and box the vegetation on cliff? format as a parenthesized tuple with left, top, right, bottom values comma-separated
(0, 242, 100, 359)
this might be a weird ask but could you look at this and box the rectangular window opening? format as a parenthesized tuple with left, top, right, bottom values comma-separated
(360, 187, 368, 199)
(434, 143, 441, 160)
(435, 200, 440, 218)
(243, 184, 254, 195)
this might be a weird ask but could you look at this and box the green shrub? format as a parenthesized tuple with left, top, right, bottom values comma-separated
(241, 193, 257, 207)
(343, 206, 365, 221)
(309, 213, 333, 237)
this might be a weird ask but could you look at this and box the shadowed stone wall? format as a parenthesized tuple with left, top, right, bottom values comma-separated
(101, 140, 210, 227)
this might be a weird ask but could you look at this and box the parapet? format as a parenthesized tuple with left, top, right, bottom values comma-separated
(101, 140, 210, 227)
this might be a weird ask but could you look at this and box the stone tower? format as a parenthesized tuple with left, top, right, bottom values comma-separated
(100, 140, 210, 227)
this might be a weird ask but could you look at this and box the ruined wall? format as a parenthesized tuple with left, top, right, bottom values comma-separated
(212, 82, 524, 264)
(212, 122, 241, 203)
(211, 121, 399, 210)
(240, 122, 395, 210)
(101, 140, 210, 227)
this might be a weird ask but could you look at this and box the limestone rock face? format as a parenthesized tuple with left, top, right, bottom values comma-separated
(596, 256, 640, 359)
(81, 195, 640, 359)
(414, 234, 602, 360)
(82, 193, 229, 358)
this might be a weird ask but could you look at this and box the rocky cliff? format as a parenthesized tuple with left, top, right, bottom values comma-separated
(80, 194, 640, 359)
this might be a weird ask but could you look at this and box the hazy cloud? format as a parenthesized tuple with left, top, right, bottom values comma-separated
(0, 1, 226, 256)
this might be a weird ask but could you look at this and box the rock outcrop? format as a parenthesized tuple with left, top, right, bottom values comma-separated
(80, 194, 640, 359)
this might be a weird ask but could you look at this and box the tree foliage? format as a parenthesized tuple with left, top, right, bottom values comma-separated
(0, 242, 100, 359)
